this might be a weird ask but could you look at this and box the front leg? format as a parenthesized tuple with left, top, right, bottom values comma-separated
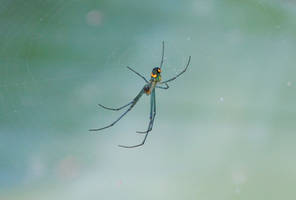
(126, 66, 149, 83)
(161, 56, 191, 84)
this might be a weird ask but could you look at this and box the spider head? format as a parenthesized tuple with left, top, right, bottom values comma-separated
(151, 67, 162, 81)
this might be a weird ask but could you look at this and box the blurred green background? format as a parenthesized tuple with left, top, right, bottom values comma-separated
(1, 0, 296, 199)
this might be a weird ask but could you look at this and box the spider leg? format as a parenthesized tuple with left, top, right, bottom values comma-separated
(127, 66, 148, 83)
(89, 88, 145, 132)
(136, 90, 156, 134)
(161, 56, 191, 84)
(118, 89, 156, 148)
(137, 94, 156, 134)
(156, 83, 169, 90)
(160, 41, 165, 69)
(98, 102, 133, 111)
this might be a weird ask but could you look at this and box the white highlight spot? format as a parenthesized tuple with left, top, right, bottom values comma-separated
(25, 156, 46, 182)
(232, 170, 247, 185)
(235, 186, 241, 194)
(287, 81, 292, 87)
(219, 97, 224, 102)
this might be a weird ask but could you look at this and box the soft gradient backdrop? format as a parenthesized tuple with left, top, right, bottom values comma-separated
(0, 0, 296, 199)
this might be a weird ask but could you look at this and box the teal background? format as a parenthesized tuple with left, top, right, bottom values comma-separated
(1, 0, 296, 199)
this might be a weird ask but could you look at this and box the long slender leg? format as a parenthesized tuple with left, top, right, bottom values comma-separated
(118, 128, 150, 148)
(89, 89, 145, 132)
(126, 66, 148, 83)
(145, 90, 156, 133)
(98, 102, 132, 111)
(136, 89, 156, 133)
(160, 41, 165, 69)
(161, 56, 191, 84)
(118, 89, 156, 148)
(156, 83, 169, 90)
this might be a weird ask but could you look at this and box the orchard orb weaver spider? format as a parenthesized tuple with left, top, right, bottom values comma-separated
(89, 41, 191, 148)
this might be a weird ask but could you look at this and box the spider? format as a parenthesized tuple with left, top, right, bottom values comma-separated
(89, 41, 191, 148)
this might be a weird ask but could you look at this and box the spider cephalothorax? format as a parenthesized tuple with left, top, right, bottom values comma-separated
(151, 67, 162, 81)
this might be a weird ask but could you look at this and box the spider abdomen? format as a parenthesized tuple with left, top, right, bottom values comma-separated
(144, 84, 151, 95)
(143, 81, 157, 95)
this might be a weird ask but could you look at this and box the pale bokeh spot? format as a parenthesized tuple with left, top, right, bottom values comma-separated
(86, 10, 103, 26)
(287, 81, 292, 87)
